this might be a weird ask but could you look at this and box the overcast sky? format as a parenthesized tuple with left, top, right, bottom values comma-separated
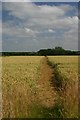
(1, 0, 79, 2)
(2, 2, 78, 52)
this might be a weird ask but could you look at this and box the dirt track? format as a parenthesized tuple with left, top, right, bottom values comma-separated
(36, 57, 57, 107)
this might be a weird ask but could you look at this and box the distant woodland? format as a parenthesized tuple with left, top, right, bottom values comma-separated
(1, 47, 80, 56)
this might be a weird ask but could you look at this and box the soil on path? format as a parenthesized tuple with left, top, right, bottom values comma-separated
(36, 57, 57, 108)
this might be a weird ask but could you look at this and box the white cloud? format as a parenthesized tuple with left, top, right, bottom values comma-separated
(24, 27, 39, 34)
(3, 3, 73, 21)
(59, 4, 74, 12)
(25, 28, 32, 32)
(3, 2, 78, 51)
(24, 28, 34, 33)
(0, 21, 2, 35)
(48, 29, 55, 33)
(0, 20, 2, 52)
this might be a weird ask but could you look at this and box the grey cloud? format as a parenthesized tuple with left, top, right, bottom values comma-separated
(2, 2, 78, 51)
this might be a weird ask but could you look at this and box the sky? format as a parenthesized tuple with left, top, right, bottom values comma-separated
(1, 2, 78, 52)
(1, 0, 79, 2)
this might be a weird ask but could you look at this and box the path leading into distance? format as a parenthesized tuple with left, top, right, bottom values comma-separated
(36, 57, 57, 108)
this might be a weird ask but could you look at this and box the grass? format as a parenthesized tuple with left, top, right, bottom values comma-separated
(2, 56, 79, 118)
(0, 57, 2, 119)
(2, 56, 43, 118)
(28, 102, 63, 118)
(48, 56, 78, 118)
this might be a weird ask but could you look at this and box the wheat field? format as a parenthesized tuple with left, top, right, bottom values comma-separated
(0, 57, 2, 119)
(48, 56, 78, 118)
(2, 56, 43, 118)
(2, 56, 79, 118)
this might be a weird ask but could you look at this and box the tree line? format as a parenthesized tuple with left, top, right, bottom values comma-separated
(1, 47, 80, 56)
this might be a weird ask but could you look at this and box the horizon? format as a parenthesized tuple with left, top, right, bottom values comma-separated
(1, 46, 79, 53)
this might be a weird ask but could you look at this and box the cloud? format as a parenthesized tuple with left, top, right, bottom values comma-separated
(25, 28, 32, 32)
(4, 3, 76, 21)
(0, 20, 2, 51)
(2, 0, 31, 2)
(48, 29, 55, 33)
(1, 0, 79, 2)
(2, 2, 78, 51)
(0, 21, 2, 35)
(24, 27, 39, 34)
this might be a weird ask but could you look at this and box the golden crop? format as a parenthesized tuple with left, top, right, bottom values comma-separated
(2, 56, 43, 118)
(48, 56, 78, 118)
(48, 56, 78, 81)
(2, 56, 79, 118)
(0, 57, 2, 119)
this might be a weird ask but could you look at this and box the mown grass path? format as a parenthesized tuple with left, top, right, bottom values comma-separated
(29, 57, 60, 118)
(35, 56, 57, 108)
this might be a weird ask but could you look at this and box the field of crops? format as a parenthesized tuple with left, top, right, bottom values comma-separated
(0, 57, 2, 119)
(48, 56, 78, 118)
(2, 56, 43, 118)
(2, 56, 79, 118)
(48, 56, 78, 74)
